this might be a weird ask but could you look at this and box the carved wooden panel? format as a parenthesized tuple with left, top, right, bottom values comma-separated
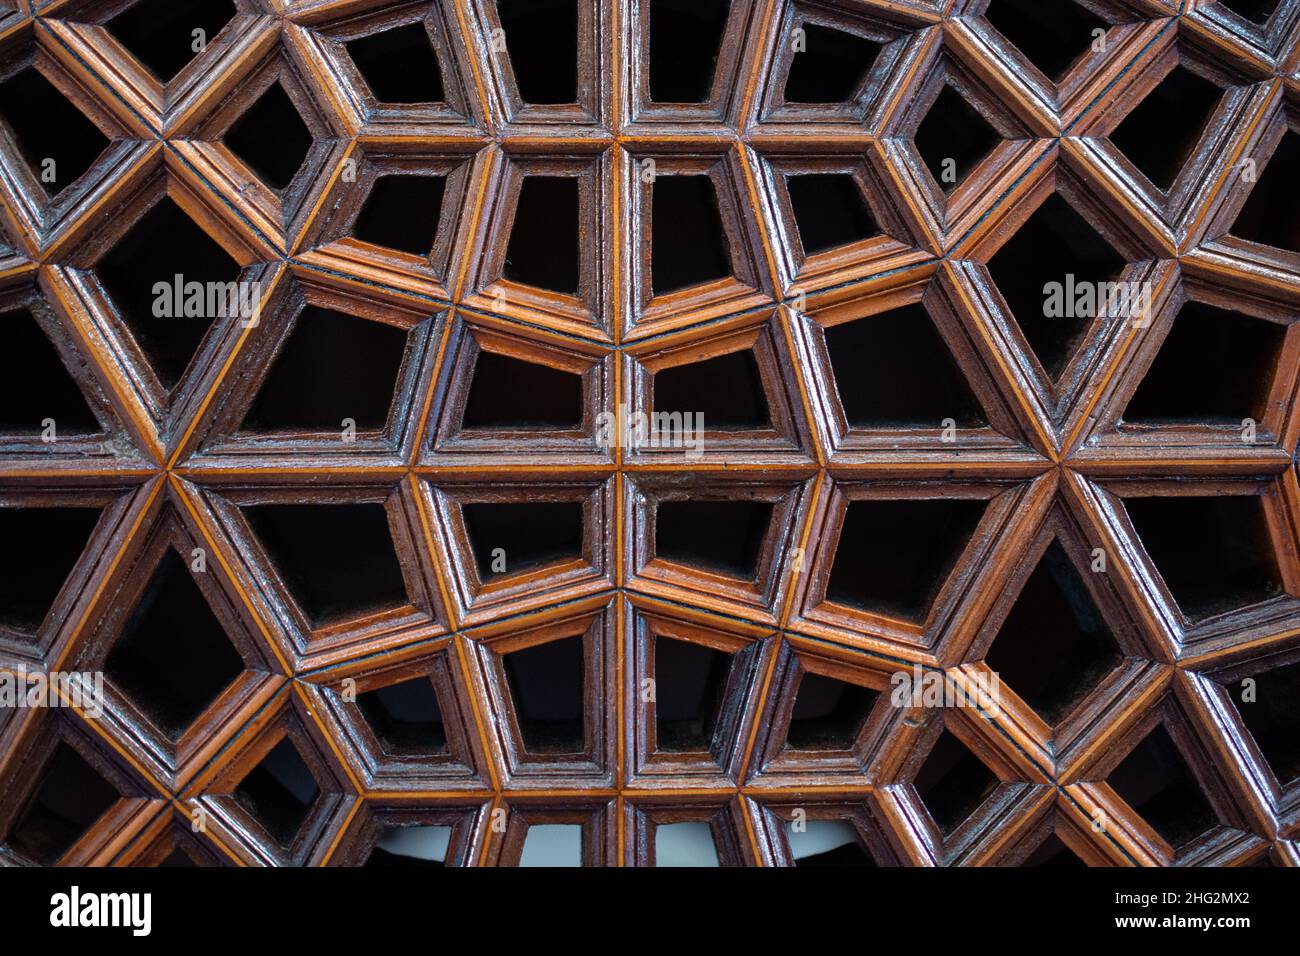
(0, 0, 1298, 868)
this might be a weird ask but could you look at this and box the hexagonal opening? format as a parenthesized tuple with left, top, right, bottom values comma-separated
(783, 23, 881, 104)
(356, 676, 447, 757)
(914, 84, 1001, 195)
(107, 0, 237, 82)
(648, 0, 728, 103)
(462, 351, 583, 430)
(504, 175, 580, 294)
(7, 742, 121, 864)
(653, 350, 770, 429)
(1231, 130, 1300, 254)
(0, 68, 109, 197)
(346, 22, 444, 104)
(233, 737, 321, 847)
(240, 306, 411, 433)
(498, 0, 578, 105)
(984, 539, 1122, 725)
(827, 497, 985, 623)
(988, 193, 1126, 381)
(503, 637, 586, 755)
(352, 174, 445, 257)
(224, 82, 313, 193)
(243, 502, 409, 627)
(984, 0, 1106, 81)
(1219, 0, 1278, 25)
(462, 500, 584, 580)
(1108, 724, 1219, 849)
(915, 730, 999, 836)
(367, 824, 450, 866)
(1109, 65, 1223, 191)
(1123, 302, 1286, 426)
(654, 820, 719, 866)
(787, 172, 879, 255)
(520, 822, 582, 866)
(654, 636, 732, 752)
(824, 303, 986, 428)
(785, 672, 877, 751)
(0, 505, 100, 635)
(786, 818, 875, 866)
(96, 196, 242, 391)
(0, 309, 100, 436)
(1221, 659, 1300, 787)
(1122, 493, 1283, 623)
(655, 499, 772, 580)
(651, 174, 733, 295)
(104, 549, 245, 740)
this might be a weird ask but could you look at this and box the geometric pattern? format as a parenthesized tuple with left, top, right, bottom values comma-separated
(0, 0, 1298, 866)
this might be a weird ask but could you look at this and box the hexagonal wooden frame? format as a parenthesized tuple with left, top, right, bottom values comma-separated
(1, 0, 1299, 868)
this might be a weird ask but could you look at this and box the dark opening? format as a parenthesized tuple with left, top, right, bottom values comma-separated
(0, 506, 101, 633)
(985, 540, 1121, 725)
(503, 637, 586, 754)
(462, 501, 584, 579)
(104, 549, 245, 739)
(1110, 66, 1222, 191)
(785, 672, 878, 750)
(107, 0, 236, 82)
(1228, 660, 1300, 786)
(827, 498, 985, 623)
(461, 351, 583, 430)
(366, 826, 449, 867)
(1123, 494, 1283, 622)
(233, 738, 320, 847)
(1108, 725, 1218, 848)
(987, 193, 1126, 381)
(0, 310, 99, 435)
(648, 0, 729, 103)
(241, 307, 410, 433)
(243, 502, 409, 626)
(783, 23, 881, 104)
(497, 0, 578, 104)
(1024, 833, 1086, 867)
(795, 842, 875, 866)
(653, 350, 769, 429)
(1123, 302, 1285, 425)
(0, 68, 109, 197)
(915, 730, 998, 835)
(356, 677, 447, 756)
(654, 636, 733, 752)
(1219, 0, 1278, 24)
(824, 304, 987, 428)
(1232, 131, 1300, 253)
(159, 848, 197, 866)
(346, 22, 444, 103)
(984, 0, 1106, 80)
(352, 174, 445, 256)
(503, 176, 580, 294)
(787, 173, 879, 255)
(788, 820, 875, 866)
(8, 743, 120, 865)
(655, 499, 773, 580)
(651, 174, 732, 295)
(914, 85, 1000, 193)
(97, 197, 242, 391)
(223, 82, 313, 192)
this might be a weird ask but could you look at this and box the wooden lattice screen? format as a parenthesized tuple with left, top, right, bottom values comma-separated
(0, 0, 1297, 867)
